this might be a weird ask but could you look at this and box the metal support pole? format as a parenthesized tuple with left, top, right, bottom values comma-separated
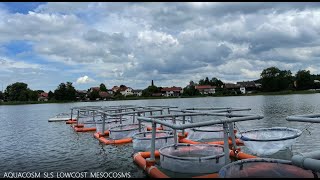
(138, 113, 142, 132)
(173, 116, 178, 145)
(120, 115, 122, 124)
(70, 109, 73, 120)
(227, 109, 237, 149)
(133, 113, 135, 124)
(150, 122, 156, 161)
(93, 110, 95, 122)
(182, 115, 185, 136)
(77, 110, 80, 125)
(168, 108, 170, 114)
(102, 114, 106, 135)
(228, 122, 237, 149)
(223, 122, 230, 165)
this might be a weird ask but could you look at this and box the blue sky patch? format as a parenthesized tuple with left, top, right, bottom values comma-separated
(1, 2, 45, 14)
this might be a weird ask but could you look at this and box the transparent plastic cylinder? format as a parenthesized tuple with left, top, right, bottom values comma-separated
(186, 125, 224, 141)
(236, 127, 302, 156)
(109, 124, 145, 140)
(132, 131, 174, 152)
(219, 158, 318, 178)
(159, 144, 225, 174)
(95, 118, 129, 133)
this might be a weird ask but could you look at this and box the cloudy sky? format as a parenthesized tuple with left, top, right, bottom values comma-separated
(0, 2, 320, 92)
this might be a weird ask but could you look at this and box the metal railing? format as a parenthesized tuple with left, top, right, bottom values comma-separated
(137, 111, 264, 165)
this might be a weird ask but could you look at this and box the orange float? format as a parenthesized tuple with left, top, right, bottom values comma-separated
(146, 126, 164, 131)
(74, 127, 97, 132)
(93, 132, 132, 145)
(71, 124, 97, 132)
(66, 119, 77, 124)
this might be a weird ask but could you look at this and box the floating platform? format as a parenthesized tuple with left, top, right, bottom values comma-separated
(48, 117, 76, 122)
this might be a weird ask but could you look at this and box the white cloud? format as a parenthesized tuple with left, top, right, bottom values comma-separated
(1, 2, 320, 90)
(0, 57, 41, 69)
(76, 75, 95, 84)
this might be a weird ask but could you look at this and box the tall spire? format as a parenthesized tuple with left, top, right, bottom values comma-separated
(151, 80, 154, 86)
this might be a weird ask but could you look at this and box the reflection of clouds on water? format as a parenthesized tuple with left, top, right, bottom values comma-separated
(1, 94, 320, 177)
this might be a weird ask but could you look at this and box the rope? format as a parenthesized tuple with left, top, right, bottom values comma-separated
(300, 122, 314, 135)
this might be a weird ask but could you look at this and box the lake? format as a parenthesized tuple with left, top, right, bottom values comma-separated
(1, 94, 320, 178)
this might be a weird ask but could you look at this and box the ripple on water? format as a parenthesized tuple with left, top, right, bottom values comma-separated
(1, 95, 320, 178)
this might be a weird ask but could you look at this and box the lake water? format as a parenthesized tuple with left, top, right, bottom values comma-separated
(1, 94, 320, 178)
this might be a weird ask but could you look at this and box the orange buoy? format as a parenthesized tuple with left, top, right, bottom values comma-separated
(74, 127, 97, 132)
(66, 120, 77, 124)
(147, 126, 164, 131)
(229, 149, 257, 159)
(93, 132, 132, 145)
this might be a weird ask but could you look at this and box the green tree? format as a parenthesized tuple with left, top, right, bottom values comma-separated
(100, 83, 107, 92)
(66, 82, 76, 101)
(295, 70, 313, 90)
(89, 89, 100, 100)
(182, 84, 201, 96)
(113, 90, 124, 99)
(54, 82, 76, 101)
(48, 90, 54, 100)
(198, 79, 205, 85)
(54, 83, 67, 100)
(209, 77, 224, 88)
(142, 84, 160, 97)
(28, 90, 39, 101)
(36, 90, 44, 94)
(0, 91, 3, 100)
(204, 77, 210, 85)
(4, 82, 34, 101)
(260, 67, 293, 92)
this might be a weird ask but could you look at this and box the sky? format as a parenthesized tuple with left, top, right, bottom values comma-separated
(0, 2, 320, 92)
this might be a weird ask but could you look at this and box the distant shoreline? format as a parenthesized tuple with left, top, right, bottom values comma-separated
(1, 90, 319, 105)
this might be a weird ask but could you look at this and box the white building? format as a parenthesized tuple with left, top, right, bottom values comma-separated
(120, 87, 133, 96)
(195, 85, 216, 95)
(132, 89, 143, 96)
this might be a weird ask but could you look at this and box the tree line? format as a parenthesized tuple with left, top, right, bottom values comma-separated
(0, 66, 319, 102)
(260, 67, 320, 92)
(141, 66, 320, 97)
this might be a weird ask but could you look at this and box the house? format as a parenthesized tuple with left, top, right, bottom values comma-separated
(132, 89, 143, 96)
(236, 81, 257, 94)
(38, 92, 48, 101)
(195, 85, 216, 95)
(90, 87, 100, 92)
(112, 86, 120, 93)
(224, 83, 241, 90)
(120, 87, 133, 96)
(99, 91, 111, 100)
(107, 89, 114, 95)
(76, 90, 88, 101)
(161, 86, 183, 97)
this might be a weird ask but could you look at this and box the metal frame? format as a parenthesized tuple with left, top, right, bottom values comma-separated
(286, 114, 320, 173)
(137, 111, 263, 165)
